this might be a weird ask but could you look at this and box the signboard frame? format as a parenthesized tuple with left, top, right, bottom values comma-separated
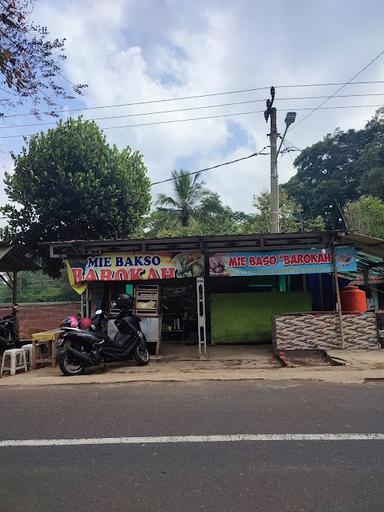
(209, 246, 357, 277)
(66, 252, 204, 292)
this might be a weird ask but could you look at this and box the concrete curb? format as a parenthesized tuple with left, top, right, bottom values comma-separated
(1, 366, 384, 387)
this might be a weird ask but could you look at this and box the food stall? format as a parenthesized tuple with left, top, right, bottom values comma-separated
(49, 231, 384, 357)
(64, 249, 205, 356)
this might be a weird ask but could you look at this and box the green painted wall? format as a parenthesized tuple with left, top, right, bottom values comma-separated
(210, 292, 311, 343)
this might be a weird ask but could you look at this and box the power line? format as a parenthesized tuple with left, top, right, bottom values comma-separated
(151, 150, 268, 186)
(0, 147, 270, 199)
(1, 103, 384, 139)
(0, 109, 263, 138)
(280, 140, 300, 160)
(282, 136, 303, 152)
(293, 48, 384, 129)
(280, 146, 301, 156)
(2, 79, 384, 119)
(102, 103, 384, 129)
(3, 91, 384, 130)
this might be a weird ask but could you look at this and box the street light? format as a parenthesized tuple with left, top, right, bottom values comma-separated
(277, 111, 297, 157)
(265, 86, 298, 233)
(284, 111, 297, 127)
(269, 110, 297, 234)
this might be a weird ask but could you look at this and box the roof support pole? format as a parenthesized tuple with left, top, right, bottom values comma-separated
(319, 274, 324, 311)
(196, 277, 207, 360)
(12, 271, 19, 340)
(333, 248, 345, 349)
(12, 271, 17, 308)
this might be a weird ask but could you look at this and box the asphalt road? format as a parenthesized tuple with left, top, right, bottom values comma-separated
(1, 380, 384, 511)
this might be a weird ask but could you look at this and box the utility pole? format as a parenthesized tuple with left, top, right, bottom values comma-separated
(264, 87, 297, 234)
(269, 106, 279, 233)
(264, 87, 279, 233)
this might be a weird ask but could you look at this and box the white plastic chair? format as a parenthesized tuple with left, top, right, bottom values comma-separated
(22, 344, 33, 368)
(1, 348, 28, 376)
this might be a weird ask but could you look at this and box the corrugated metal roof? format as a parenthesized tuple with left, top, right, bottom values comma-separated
(47, 231, 384, 275)
(47, 231, 384, 283)
(48, 230, 340, 258)
(341, 233, 384, 259)
(0, 244, 38, 272)
(0, 246, 11, 260)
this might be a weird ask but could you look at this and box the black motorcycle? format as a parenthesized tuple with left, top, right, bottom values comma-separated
(0, 314, 18, 352)
(56, 294, 150, 376)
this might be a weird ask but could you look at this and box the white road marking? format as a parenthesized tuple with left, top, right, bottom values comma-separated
(0, 433, 384, 447)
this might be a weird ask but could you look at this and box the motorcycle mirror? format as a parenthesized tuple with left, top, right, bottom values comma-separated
(95, 309, 103, 315)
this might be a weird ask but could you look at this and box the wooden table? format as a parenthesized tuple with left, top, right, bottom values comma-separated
(31, 329, 62, 369)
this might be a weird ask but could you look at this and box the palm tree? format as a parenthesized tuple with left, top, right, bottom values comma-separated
(156, 170, 206, 227)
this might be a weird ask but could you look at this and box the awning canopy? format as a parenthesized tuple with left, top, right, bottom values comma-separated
(48, 230, 384, 257)
(48, 231, 344, 258)
(343, 233, 384, 260)
(0, 243, 39, 311)
(340, 251, 384, 285)
(45, 230, 384, 292)
(47, 231, 384, 281)
(0, 243, 39, 272)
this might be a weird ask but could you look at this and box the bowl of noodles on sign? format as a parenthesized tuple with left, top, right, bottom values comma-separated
(209, 256, 228, 276)
(172, 253, 204, 278)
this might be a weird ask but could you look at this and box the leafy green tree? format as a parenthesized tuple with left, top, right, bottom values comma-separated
(2, 117, 151, 275)
(345, 195, 384, 239)
(0, 0, 86, 115)
(156, 170, 207, 227)
(147, 191, 251, 237)
(284, 112, 384, 228)
(144, 208, 183, 238)
(361, 167, 384, 199)
(195, 192, 251, 235)
(356, 110, 384, 199)
(245, 189, 325, 233)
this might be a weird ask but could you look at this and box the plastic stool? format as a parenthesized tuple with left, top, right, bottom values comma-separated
(1, 348, 28, 376)
(22, 344, 33, 368)
(33, 341, 52, 368)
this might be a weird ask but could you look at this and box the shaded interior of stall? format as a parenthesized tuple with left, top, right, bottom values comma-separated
(83, 271, 383, 346)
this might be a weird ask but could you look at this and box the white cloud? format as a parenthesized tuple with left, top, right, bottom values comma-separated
(2, 0, 384, 216)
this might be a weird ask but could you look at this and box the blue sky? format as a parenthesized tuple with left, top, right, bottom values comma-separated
(1, 0, 384, 214)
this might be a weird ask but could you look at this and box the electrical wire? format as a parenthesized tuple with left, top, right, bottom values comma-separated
(150, 149, 268, 186)
(3, 91, 384, 130)
(101, 103, 384, 129)
(282, 136, 303, 152)
(1, 103, 384, 139)
(3, 79, 384, 119)
(0, 108, 263, 137)
(293, 48, 384, 129)
(280, 146, 300, 156)
(280, 139, 298, 162)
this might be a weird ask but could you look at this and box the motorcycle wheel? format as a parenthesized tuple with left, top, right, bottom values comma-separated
(134, 339, 150, 366)
(58, 351, 86, 376)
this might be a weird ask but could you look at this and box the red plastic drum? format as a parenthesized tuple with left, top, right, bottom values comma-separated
(340, 285, 367, 313)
